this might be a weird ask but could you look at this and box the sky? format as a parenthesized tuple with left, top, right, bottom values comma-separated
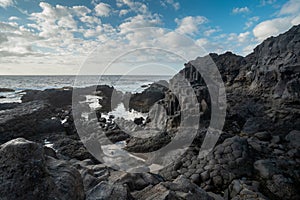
(0, 0, 299, 75)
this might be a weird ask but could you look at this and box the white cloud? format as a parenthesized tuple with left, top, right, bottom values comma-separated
(160, 0, 180, 10)
(260, 0, 276, 6)
(95, 3, 111, 17)
(245, 16, 259, 29)
(227, 32, 250, 43)
(0, 0, 14, 8)
(79, 15, 101, 25)
(279, 0, 300, 15)
(8, 16, 20, 21)
(232, 7, 250, 14)
(175, 16, 207, 35)
(238, 32, 250, 43)
(204, 28, 219, 36)
(253, 17, 296, 41)
(72, 6, 91, 16)
(253, 0, 300, 42)
(119, 9, 129, 16)
(195, 38, 225, 54)
(119, 14, 162, 33)
(116, 0, 149, 15)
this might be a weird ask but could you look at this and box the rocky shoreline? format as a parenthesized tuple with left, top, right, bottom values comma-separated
(0, 25, 299, 200)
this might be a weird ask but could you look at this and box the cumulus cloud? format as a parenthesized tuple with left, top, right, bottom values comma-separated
(253, 17, 296, 41)
(116, 0, 149, 14)
(279, 0, 300, 15)
(0, 0, 14, 8)
(245, 16, 259, 29)
(232, 7, 250, 14)
(119, 13, 162, 33)
(119, 9, 129, 16)
(160, 0, 180, 10)
(95, 3, 111, 17)
(175, 16, 207, 35)
(204, 28, 220, 36)
(253, 0, 300, 42)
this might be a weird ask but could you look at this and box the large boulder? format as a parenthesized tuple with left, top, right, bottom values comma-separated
(0, 138, 85, 200)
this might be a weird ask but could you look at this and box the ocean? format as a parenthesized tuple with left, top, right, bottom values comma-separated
(0, 75, 171, 104)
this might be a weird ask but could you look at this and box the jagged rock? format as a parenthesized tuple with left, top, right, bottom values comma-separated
(0, 101, 52, 144)
(86, 181, 133, 200)
(125, 131, 172, 153)
(266, 174, 300, 200)
(228, 179, 268, 200)
(53, 137, 96, 161)
(108, 171, 164, 191)
(128, 81, 168, 113)
(0, 138, 85, 200)
(254, 159, 300, 200)
(132, 176, 213, 200)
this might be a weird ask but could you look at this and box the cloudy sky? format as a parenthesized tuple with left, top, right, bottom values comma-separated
(0, 0, 299, 75)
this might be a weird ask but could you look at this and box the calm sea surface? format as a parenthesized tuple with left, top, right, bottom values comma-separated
(0, 75, 171, 103)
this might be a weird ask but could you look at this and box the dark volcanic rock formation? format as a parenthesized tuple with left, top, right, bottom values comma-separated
(0, 25, 299, 200)
(0, 101, 53, 144)
(0, 88, 15, 92)
(146, 25, 300, 199)
(0, 138, 84, 200)
(128, 81, 169, 113)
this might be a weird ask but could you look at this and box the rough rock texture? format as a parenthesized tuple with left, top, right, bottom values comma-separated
(1, 24, 300, 200)
(0, 138, 85, 200)
(86, 181, 133, 200)
(0, 101, 53, 144)
(160, 136, 253, 192)
(132, 176, 213, 200)
(127, 81, 169, 113)
(227, 179, 268, 200)
(22, 88, 73, 108)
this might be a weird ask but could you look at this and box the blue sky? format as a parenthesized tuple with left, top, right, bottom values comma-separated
(0, 0, 299, 75)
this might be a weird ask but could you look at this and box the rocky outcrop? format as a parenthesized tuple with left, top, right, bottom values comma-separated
(0, 88, 15, 92)
(22, 88, 73, 108)
(0, 101, 53, 144)
(0, 24, 299, 200)
(127, 81, 169, 113)
(0, 138, 85, 200)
